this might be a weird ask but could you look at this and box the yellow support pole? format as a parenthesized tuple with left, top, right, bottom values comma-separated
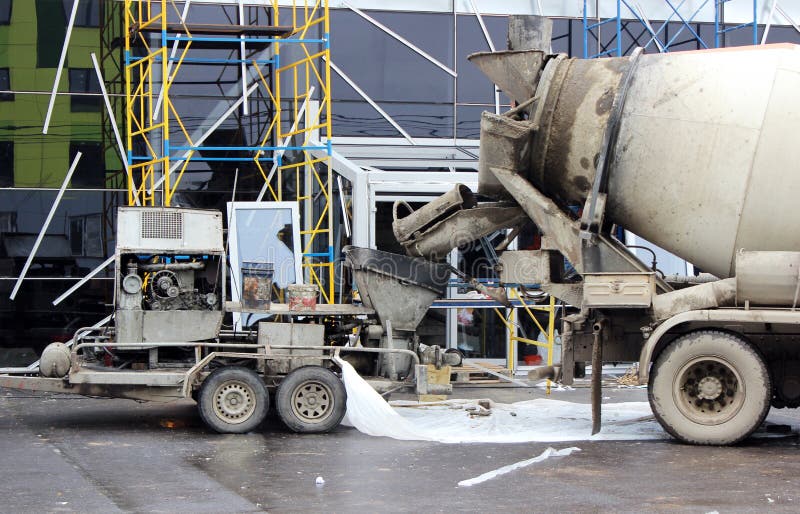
(160, 0, 170, 206)
(124, 1, 133, 205)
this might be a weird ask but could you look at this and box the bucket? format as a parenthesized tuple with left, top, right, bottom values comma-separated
(288, 284, 319, 311)
(241, 261, 274, 309)
(523, 354, 542, 366)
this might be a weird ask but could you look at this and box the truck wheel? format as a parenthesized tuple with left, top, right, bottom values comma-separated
(276, 366, 347, 433)
(648, 330, 770, 445)
(198, 366, 269, 434)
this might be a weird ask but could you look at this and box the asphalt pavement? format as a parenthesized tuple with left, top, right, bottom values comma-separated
(1, 384, 799, 513)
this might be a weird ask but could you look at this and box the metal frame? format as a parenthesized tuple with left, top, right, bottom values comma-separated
(761, 1, 800, 44)
(123, 0, 335, 302)
(42, 0, 80, 134)
(582, 0, 758, 58)
(9, 153, 82, 300)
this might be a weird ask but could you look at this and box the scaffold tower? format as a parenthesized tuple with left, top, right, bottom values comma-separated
(123, 0, 334, 301)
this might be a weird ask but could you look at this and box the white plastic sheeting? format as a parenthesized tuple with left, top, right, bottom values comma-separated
(339, 361, 668, 443)
(458, 447, 581, 487)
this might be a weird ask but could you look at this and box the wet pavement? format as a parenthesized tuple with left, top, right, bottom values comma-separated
(1, 384, 799, 513)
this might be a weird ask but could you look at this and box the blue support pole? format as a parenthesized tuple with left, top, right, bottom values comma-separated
(616, 0, 623, 56)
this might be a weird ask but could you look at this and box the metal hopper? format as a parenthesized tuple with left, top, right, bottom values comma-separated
(343, 246, 451, 332)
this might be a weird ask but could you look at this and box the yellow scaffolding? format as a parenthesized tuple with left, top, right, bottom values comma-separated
(124, 0, 333, 301)
(494, 291, 558, 393)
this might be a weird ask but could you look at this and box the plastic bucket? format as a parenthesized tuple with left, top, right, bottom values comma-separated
(287, 284, 319, 311)
(241, 261, 274, 309)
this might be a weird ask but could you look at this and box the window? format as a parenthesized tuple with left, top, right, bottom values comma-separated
(69, 142, 105, 188)
(69, 217, 84, 256)
(0, 0, 10, 25)
(62, 0, 99, 28)
(0, 141, 12, 187)
(227, 201, 302, 330)
(68, 214, 101, 256)
(68, 69, 101, 112)
(0, 68, 12, 101)
(36, 0, 67, 68)
(0, 212, 16, 233)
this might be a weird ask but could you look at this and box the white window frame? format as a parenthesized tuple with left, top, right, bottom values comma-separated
(227, 201, 303, 330)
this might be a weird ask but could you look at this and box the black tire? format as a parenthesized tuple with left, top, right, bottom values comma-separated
(648, 330, 770, 445)
(197, 366, 269, 434)
(276, 366, 347, 433)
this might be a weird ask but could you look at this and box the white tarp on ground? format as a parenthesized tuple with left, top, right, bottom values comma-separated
(339, 361, 668, 443)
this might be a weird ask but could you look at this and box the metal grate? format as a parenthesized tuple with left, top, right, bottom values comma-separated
(141, 210, 183, 239)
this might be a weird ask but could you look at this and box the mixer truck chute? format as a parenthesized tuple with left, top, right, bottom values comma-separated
(394, 43, 800, 445)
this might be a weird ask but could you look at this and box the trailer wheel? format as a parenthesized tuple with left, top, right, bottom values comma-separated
(198, 366, 269, 434)
(276, 366, 346, 433)
(648, 330, 770, 445)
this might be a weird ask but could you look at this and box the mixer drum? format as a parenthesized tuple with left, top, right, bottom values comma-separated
(472, 44, 800, 278)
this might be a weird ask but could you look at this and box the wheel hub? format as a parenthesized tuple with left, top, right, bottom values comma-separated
(291, 381, 333, 422)
(213, 381, 255, 424)
(674, 356, 744, 426)
(697, 376, 723, 400)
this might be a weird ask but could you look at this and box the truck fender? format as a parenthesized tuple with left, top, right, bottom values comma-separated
(637, 310, 713, 385)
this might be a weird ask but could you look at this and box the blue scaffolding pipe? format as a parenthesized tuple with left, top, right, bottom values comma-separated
(131, 155, 277, 162)
(715, 0, 758, 47)
(170, 156, 277, 162)
(170, 145, 328, 152)
(129, 55, 275, 66)
(662, 0, 712, 50)
(584, 0, 759, 58)
(168, 57, 275, 65)
(303, 246, 335, 259)
(166, 35, 327, 44)
(583, 0, 622, 58)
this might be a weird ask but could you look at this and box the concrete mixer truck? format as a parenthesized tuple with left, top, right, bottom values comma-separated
(392, 42, 800, 445)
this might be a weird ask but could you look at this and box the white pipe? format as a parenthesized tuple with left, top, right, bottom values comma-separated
(343, 2, 457, 77)
(325, 56, 417, 145)
(306, 138, 369, 248)
(775, 4, 800, 36)
(239, 0, 249, 116)
(52, 255, 115, 306)
(153, 0, 193, 120)
(91, 52, 140, 206)
(43, 0, 80, 134)
(10, 152, 82, 300)
(633, 2, 666, 53)
(468, 0, 500, 115)
(255, 85, 316, 202)
(337, 175, 351, 238)
(761, 0, 778, 44)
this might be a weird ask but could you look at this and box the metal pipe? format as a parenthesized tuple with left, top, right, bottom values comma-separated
(10, 153, 82, 300)
(591, 319, 605, 435)
(52, 255, 115, 306)
(43, 0, 79, 134)
(90, 52, 139, 206)
(324, 57, 416, 145)
(273, 345, 421, 367)
(343, 2, 456, 77)
(139, 261, 205, 271)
